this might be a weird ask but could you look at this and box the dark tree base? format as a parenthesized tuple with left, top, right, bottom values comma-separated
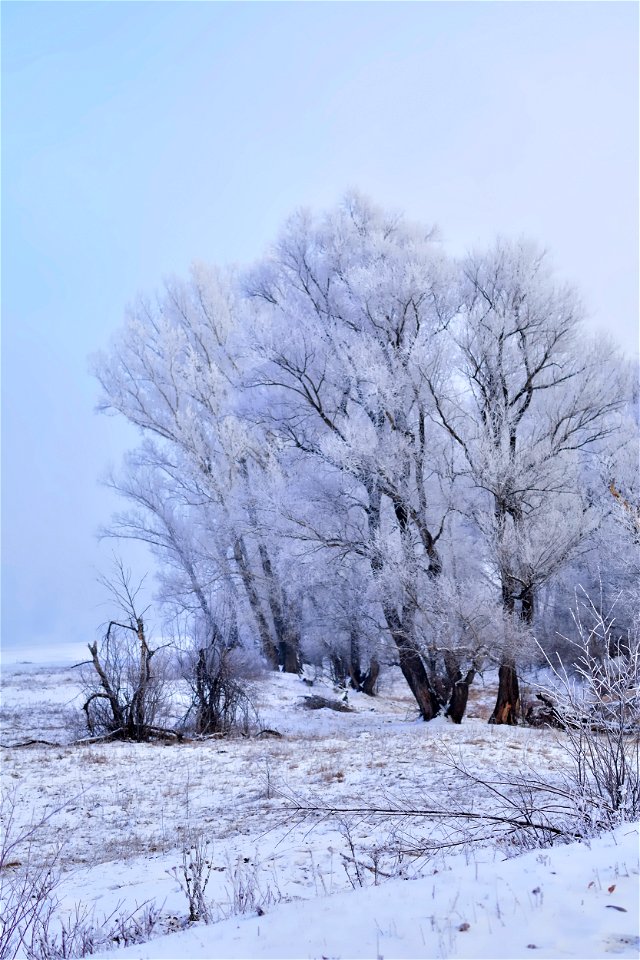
(445, 668, 476, 724)
(489, 662, 520, 725)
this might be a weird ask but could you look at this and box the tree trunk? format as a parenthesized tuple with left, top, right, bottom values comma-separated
(445, 667, 476, 724)
(521, 586, 534, 624)
(383, 603, 440, 720)
(195, 647, 212, 734)
(365, 477, 438, 717)
(360, 658, 380, 696)
(347, 629, 363, 690)
(330, 653, 348, 686)
(398, 644, 440, 721)
(346, 629, 378, 695)
(280, 633, 301, 673)
(132, 617, 150, 740)
(489, 661, 520, 725)
(233, 538, 279, 669)
(257, 548, 300, 674)
(240, 457, 300, 673)
(489, 562, 525, 725)
(86, 639, 125, 734)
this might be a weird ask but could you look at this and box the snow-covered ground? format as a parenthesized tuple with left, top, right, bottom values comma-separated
(1, 661, 638, 959)
(100, 823, 640, 960)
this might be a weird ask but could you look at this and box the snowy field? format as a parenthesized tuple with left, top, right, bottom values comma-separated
(1, 659, 638, 960)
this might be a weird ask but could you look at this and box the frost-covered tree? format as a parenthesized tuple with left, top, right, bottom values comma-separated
(243, 194, 466, 719)
(93, 266, 300, 672)
(426, 239, 628, 722)
(558, 387, 640, 650)
(94, 196, 635, 726)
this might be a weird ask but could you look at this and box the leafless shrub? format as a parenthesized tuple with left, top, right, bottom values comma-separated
(531, 593, 640, 827)
(0, 788, 164, 960)
(280, 765, 583, 874)
(180, 644, 259, 738)
(24, 901, 162, 960)
(338, 818, 406, 888)
(0, 790, 63, 960)
(223, 854, 282, 917)
(79, 560, 173, 742)
(167, 834, 215, 923)
(168, 836, 282, 925)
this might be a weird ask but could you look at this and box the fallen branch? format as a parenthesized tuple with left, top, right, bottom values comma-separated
(284, 799, 568, 838)
(1, 739, 63, 749)
(341, 852, 394, 879)
(301, 695, 353, 713)
(73, 726, 184, 745)
(71, 729, 124, 745)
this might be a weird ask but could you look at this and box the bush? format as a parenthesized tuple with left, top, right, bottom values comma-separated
(535, 593, 640, 826)
(0, 790, 61, 960)
(181, 644, 259, 737)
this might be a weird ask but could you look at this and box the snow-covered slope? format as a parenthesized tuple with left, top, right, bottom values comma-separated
(99, 823, 639, 960)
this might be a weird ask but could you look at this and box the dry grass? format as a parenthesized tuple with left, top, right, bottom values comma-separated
(0, 665, 573, 887)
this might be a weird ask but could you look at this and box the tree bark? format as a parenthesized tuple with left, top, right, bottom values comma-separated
(365, 477, 439, 717)
(383, 603, 440, 720)
(131, 617, 150, 740)
(360, 658, 380, 696)
(347, 629, 363, 690)
(489, 661, 520, 725)
(86, 639, 125, 734)
(280, 632, 302, 673)
(240, 457, 301, 673)
(345, 630, 378, 695)
(233, 538, 279, 669)
(257, 545, 299, 672)
(521, 586, 534, 624)
(490, 558, 525, 725)
(445, 667, 476, 724)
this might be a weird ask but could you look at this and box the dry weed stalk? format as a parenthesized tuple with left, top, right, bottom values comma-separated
(168, 834, 215, 923)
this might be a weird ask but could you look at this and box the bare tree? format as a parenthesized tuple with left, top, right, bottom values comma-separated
(81, 559, 172, 741)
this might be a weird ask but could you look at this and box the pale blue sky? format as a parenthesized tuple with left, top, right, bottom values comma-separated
(2, 1, 638, 660)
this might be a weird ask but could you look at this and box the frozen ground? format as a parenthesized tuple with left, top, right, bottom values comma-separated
(1, 660, 638, 959)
